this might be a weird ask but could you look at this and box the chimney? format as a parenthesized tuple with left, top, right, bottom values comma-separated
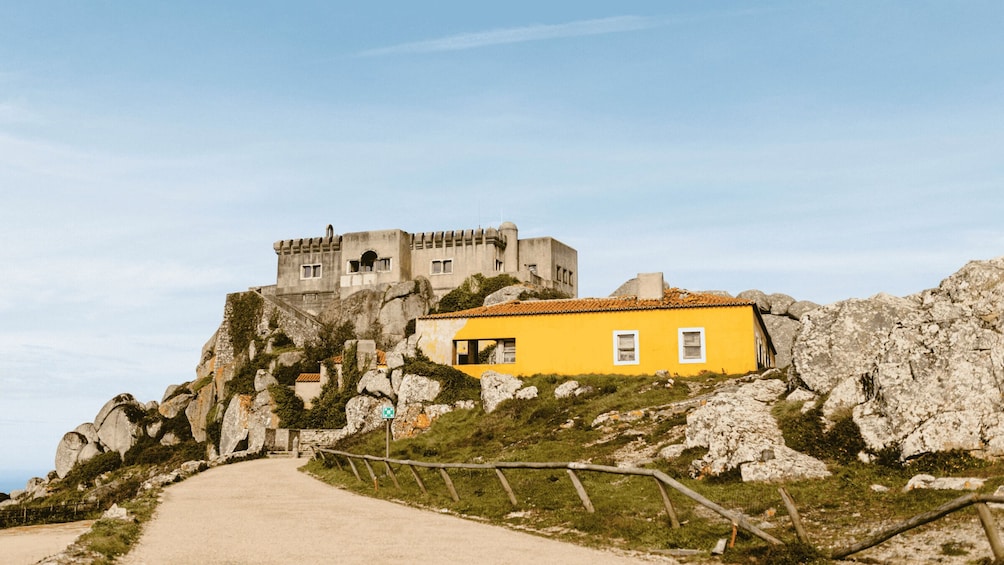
(637, 272, 664, 300)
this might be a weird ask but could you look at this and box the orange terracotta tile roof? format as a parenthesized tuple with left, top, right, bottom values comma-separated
(422, 288, 753, 320)
(332, 350, 387, 366)
(295, 373, 321, 383)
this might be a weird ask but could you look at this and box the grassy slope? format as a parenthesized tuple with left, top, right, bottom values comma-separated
(304, 372, 1004, 564)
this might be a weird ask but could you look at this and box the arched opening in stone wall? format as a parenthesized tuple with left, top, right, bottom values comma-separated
(360, 250, 378, 272)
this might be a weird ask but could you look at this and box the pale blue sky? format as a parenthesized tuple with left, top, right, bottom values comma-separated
(1, 1, 1002, 489)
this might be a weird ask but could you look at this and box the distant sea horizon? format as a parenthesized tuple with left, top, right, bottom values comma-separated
(1, 471, 49, 495)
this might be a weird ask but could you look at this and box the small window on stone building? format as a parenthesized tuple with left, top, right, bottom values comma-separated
(348, 260, 360, 273)
(301, 264, 322, 279)
(376, 258, 391, 272)
(432, 259, 453, 275)
(527, 264, 537, 275)
(613, 331, 639, 365)
(495, 260, 503, 272)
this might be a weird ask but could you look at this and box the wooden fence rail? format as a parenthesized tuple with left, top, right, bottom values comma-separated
(831, 494, 1004, 560)
(316, 448, 782, 546)
(0, 502, 101, 529)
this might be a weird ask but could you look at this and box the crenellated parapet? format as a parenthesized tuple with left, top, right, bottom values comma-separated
(410, 227, 504, 250)
(273, 235, 341, 255)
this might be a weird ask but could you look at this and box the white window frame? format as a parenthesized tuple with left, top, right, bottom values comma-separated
(300, 264, 322, 279)
(678, 327, 706, 364)
(613, 330, 639, 365)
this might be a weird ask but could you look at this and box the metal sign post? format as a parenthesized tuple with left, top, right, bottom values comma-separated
(381, 406, 395, 459)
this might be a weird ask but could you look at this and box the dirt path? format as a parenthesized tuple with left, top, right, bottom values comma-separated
(120, 457, 674, 565)
(0, 520, 95, 565)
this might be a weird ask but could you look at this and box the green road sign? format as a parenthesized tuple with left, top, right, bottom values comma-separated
(381, 406, 395, 419)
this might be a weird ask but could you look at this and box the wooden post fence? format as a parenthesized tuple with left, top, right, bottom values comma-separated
(317, 449, 782, 546)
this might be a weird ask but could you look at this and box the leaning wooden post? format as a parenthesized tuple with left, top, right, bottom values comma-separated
(566, 469, 595, 513)
(495, 468, 519, 507)
(384, 461, 401, 489)
(974, 503, 1004, 560)
(332, 456, 344, 472)
(345, 457, 363, 482)
(362, 459, 379, 491)
(408, 464, 428, 495)
(438, 468, 460, 502)
(654, 478, 681, 529)
(778, 487, 811, 545)
(831, 493, 978, 559)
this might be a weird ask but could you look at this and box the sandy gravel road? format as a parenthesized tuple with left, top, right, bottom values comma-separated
(120, 457, 674, 565)
(0, 519, 95, 565)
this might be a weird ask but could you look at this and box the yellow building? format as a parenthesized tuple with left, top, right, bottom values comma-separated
(415, 280, 775, 378)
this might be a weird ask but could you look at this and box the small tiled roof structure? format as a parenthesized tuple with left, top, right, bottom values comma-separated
(295, 373, 321, 383)
(332, 350, 388, 366)
(422, 288, 753, 320)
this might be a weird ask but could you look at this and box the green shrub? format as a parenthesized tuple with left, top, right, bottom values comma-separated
(725, 541, 827, 564)
(160, 413, 194, 443)
(517, 288, 570, 300)
(227, 292, 264, 353)
(270, 383, 306, 429)
(774, 403, 865, 464)
(301, 343, 362, 429)
(907, 449, 988, 475)
(303, 320, 356, 368)
(62, 451, 122, 487)
(189, 376, 213, 394)
(124, 438, 174, 466)
(435, 274, 520, 313)
(271, 331, 294, 348)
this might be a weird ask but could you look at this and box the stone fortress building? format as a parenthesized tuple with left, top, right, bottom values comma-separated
(267, 222, 577, 315)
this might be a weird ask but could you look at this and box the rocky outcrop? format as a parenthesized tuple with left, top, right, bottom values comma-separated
(739, 290, 821, 322)
(480, 371, 524, 413)
(736, 289, 821, 369)
(792, 257, 1004, 460)
(685, 378, 829, 482)
(484, 284, 533, 306)
(391, 374, 449, 438)
(397, 374, 441, 406)
(515, 386, 538, 400)
(378, 278, 437, 343)
(94, 395, 144, 457)
(762, 315, 802, 370)
(358, 369, 396, 400)
(219, 395, 252, 456)
(345, 395, 392, 435)
(185, 380, 216, 443)
(320, 278, 437, 347)
(54, 432, 89, 479)
(254, 369, 278, 393)
(159, 392, 193, 419)
(904, 474, 985, 492)
(386, 335, 418, 370)
(219, 387, 279, 457)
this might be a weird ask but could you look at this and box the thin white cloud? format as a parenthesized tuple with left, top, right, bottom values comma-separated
(0, 102, 37, 124)
(358, 16, 658, 56)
